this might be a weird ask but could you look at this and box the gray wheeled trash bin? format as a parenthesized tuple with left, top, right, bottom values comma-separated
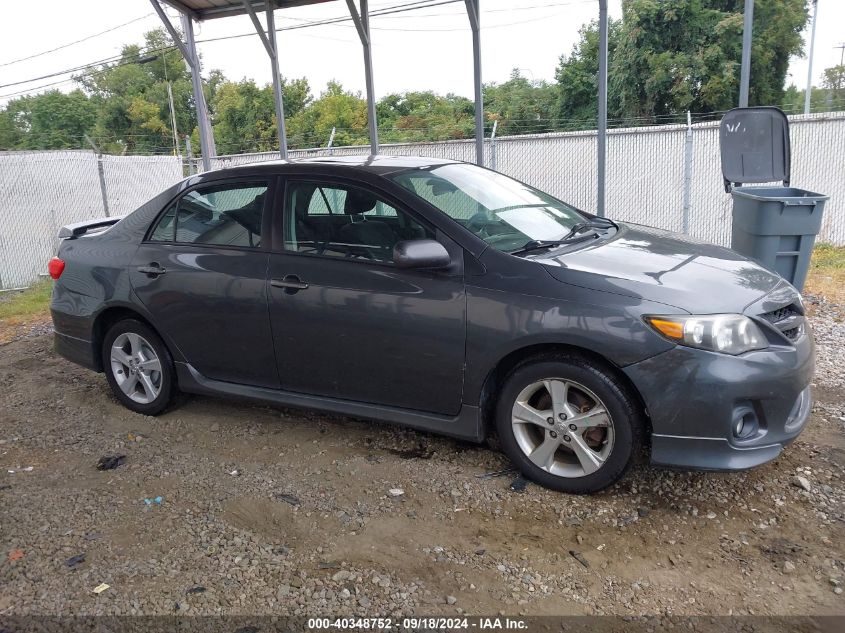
(720, 107, 828, 291)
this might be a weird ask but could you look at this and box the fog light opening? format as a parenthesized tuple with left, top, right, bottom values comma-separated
(732, 410, 758, 440)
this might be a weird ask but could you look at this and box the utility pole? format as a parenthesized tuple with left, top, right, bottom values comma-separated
(166, 82, 180, 155)
(84, 134, 109, 218)
(804, 0, 819, 115)
(327, 127, 336, 155)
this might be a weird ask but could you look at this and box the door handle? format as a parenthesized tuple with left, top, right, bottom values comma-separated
(271, 275, 309, 291)
(137, 263, 166, 276)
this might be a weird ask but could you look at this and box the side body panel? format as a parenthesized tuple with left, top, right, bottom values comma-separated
(462, 246, 679, 406)
(130, 244, 277, 388)
(266, 171, 468, 416)
(267, 250, 466, 415)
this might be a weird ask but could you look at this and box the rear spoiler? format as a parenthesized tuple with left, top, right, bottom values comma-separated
(58, 215, 125, 240)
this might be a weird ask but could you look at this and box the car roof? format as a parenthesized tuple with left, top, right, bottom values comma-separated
(206, 154, 461, 179)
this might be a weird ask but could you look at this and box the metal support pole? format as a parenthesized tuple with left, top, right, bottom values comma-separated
(465, 0, 483, 166)
(242, 1, 287, 157)
(185, 135, 195, 175)
(180, 13, 216, 171)
(166, 82, 180, 156)
(682, 111, 693, 234)
(346, 0, 378, 154)
(489, 119, 498, 171)
(152, 2, 217, 169)
(739, 0, 754, 107)
(149, 0, 193, 63)
(596, 0, 608, 217)
(327, 127, 336, 154)
(804, 0, 819, 115)
(265, 2, 288, 158)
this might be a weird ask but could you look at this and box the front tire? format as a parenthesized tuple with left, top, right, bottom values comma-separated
(102, 319, 176, 416)
(495, 354, 643, 494)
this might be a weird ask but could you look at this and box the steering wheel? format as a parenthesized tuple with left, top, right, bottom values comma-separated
(466, 211, 492, 237)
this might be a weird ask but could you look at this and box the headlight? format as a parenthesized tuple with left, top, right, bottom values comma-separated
(644, 314, 767, 355)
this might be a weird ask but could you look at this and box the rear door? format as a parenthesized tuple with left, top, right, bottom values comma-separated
(267, 176, 467, 415)
(130, 177, 279, 389)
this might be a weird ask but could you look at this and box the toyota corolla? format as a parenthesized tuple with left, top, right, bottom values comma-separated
(49, 156, 814, 493)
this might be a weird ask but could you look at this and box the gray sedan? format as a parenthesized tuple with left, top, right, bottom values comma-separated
(49, 156, 813, 493)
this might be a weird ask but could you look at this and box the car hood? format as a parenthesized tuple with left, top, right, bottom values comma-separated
(538, 223, 784, 314)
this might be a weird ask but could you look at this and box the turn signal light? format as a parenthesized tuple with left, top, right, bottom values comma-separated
(48, 257, 65, 280)
(646, 317, 684, 340)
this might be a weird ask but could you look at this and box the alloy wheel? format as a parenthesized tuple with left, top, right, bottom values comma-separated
(110, 332, 163, 404)
(511, 378, 615, 478)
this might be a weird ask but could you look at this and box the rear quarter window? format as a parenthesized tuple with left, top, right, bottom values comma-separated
(147, 183, 267, 248)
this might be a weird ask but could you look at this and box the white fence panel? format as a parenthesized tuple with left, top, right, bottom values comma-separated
(1, 112, 843, 290)
(206, 112, 845, 249)
(0, 151, 182, 289)
(102, 155, 184, 216)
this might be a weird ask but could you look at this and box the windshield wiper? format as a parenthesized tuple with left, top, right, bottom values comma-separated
(510, 218, 617, 255)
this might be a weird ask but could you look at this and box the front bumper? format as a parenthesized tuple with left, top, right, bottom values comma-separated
(624, 330, 814, 471)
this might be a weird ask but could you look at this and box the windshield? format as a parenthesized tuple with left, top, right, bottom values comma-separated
(389, 163, 586, 252)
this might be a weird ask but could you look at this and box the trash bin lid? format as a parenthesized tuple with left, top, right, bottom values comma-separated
(719, 107, 790, 192)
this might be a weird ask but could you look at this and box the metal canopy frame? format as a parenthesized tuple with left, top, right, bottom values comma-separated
(150, 0, 218, 169)
(149, 0, 486, 168)
(149, 1, 756, 219)
(140, 0, 760, 216)
(241, 0, 288, 158)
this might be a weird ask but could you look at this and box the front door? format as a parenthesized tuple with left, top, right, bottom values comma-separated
(130, 179, 279, 389)
(268, 179, 466, 415)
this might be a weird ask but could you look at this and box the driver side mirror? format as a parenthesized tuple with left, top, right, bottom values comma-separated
(393, 239, 451, 270)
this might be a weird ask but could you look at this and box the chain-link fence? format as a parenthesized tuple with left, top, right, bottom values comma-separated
(1, 112, 843, 290)
(208, 111, 845, 249)
(0, 151, 183, 290)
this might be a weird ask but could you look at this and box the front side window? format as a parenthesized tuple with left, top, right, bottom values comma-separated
(284, 182, 432, 263)
(390, 163, 586, 253)
(149, 183, 267, 248)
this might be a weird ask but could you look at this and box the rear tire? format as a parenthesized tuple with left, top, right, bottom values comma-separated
(102, 319, 177, 416)
(495, 354, 643, 494)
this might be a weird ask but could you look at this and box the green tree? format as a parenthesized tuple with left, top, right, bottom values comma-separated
(78, 28, 196, 154)
(781, 83, 832, 114)
(555, 0, 808, 126)
(485, 69, 557, 135)
(554, 19, 623, 127)
(377, 91, 474, 142)
(783, 64, 845, 114)
(210, 77, 312, 154)
(0, 90, 96, 150)
(822, 63, 845, 107)
(287, 81, 368, 148)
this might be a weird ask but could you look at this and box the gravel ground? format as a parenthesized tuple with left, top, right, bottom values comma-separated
(0, 302, 843, 618)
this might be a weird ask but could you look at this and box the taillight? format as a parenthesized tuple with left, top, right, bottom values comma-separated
(48, 257, 65, 279)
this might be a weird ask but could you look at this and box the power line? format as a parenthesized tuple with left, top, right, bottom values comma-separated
(0, 0, 456, 95)
(0, 14, 155, 68)
(2, 0, 578, 96)
(0, 50, 164, 90)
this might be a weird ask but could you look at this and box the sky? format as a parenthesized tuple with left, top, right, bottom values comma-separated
(0, 0, 843, 108)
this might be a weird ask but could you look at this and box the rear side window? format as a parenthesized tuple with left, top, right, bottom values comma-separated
(149, 183, 267, 248)
(150, 204, 176, 241)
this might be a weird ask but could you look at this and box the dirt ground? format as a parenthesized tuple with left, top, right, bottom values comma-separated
(0, 313, 843, 618)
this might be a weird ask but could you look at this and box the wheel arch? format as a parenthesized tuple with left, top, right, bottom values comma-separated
(90, 305, 170, 372)
(478, 343, 652, 442)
